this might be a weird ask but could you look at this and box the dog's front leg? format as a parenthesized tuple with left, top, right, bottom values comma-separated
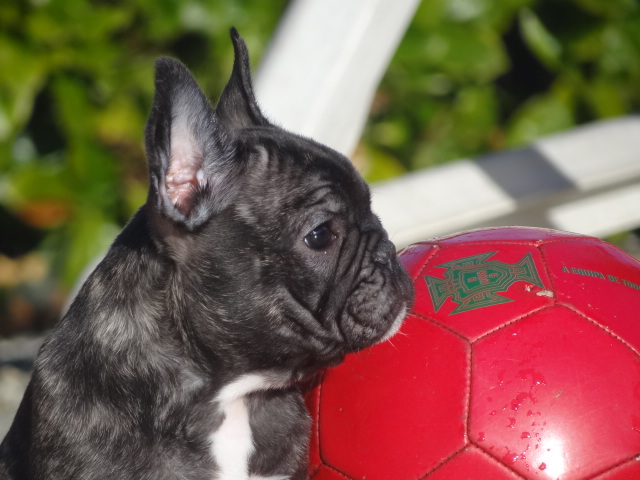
(246, 389, 311, 480)
(207, 374, 310, 480)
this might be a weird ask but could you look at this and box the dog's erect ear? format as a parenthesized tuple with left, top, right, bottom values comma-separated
(144, 29, 267, 230)
(216, 27, 270, 129)
(145, 58, 236, 230)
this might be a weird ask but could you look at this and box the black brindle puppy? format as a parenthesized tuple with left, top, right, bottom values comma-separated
(0, 29, 414, 480)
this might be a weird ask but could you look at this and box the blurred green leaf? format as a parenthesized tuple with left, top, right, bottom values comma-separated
(51, 75, 93, 144)
(445, 0, 489, 22)
(598, 24, 640, 77)
(452, 86, 499, 144)
(584, 79, 626, 118)
(424, 25, 509, 82)
(361, 146, 407, 183)
(61, 211, 120, 287)
(482, 0, 537, 29)
(506, 88, 575, 147)
(570, 0, 638, 18)
(4, 162, 71, 206)
(369, 120, 410, 150)
(410, 0, 448, 29)
(519, 8, 562, 69)
(0, 39, 47, 141)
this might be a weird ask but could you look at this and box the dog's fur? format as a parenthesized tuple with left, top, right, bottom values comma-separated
(0, 29, 414, 479)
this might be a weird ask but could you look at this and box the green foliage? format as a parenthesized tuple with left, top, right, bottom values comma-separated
(363, 0, 640, 177)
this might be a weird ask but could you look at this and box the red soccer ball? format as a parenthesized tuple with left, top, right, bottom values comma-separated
(306, 227, 640, 480)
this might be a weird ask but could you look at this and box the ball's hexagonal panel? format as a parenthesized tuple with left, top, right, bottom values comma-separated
(541, 239, 640, 352)
(427, 446, 523, 480)
(470, 306, 640, 479)
(315, 315, 469, 479)
(414, 243, 553, 341)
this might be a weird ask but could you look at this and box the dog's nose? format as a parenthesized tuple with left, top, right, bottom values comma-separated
(373, 243, 394, 266)
(373, 253, 388, 266)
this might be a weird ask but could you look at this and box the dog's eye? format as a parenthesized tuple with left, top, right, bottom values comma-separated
(304, 223, 336, 251)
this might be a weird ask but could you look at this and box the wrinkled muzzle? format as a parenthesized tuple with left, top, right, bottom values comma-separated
(336, 234, 415, 352)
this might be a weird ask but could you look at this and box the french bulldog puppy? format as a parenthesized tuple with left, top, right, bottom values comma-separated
(0, 28, 414, 480)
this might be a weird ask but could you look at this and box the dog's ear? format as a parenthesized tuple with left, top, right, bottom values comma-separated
(144, 57, 223, 230)
(216, 27, 270, 129)
(144, 29, 268, 230)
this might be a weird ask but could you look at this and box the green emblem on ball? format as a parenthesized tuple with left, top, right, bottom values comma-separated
(425, 251, 544, 314)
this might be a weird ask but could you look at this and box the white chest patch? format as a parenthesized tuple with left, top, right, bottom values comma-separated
(211, 395, 253, 479)
(209, 373, 293, 480)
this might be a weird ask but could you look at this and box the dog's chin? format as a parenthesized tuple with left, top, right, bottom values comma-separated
(378, 303, 409, 343)
(336, 301, 409, 354)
